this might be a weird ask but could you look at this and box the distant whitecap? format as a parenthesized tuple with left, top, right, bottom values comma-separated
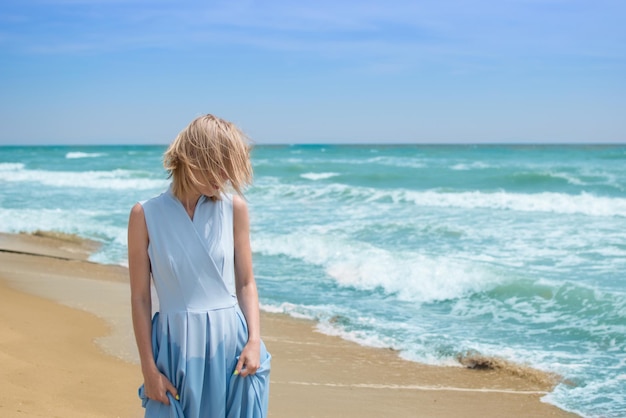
(300, 172, 340, 181)
(66, 151, 105, 159)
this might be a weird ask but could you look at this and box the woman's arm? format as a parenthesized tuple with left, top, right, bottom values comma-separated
(232, 195, 262, 377)
(128, 203, 178, 404)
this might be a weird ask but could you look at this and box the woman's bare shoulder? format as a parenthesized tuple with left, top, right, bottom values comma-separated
(232, 195, 248, 212)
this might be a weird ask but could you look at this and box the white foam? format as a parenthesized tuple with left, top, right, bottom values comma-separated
(545, 374, 626, 418)
(450, 162, 490, 170)
(0, 162, 25, 171)
(399, 189, 626, 218)
(300, 172, 340, 181)
(253, 233, 503, 303)
(65, 151, 105, 159)
(0, 208, 100, 232)
(260, 302, 317, 320)
(257, 156, 426, 168)
(365, 156, 426, 168)
(0, 166, 168, 190)
(0, 207, 129, 265)
(252, 181, 626, 218)
(547, 171, 587, 185)
(315, 321, 397, 350)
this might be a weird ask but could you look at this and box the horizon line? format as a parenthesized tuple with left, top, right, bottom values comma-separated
(1, 141, 626, 147)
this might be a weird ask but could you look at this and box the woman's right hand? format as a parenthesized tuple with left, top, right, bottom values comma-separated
(143, 368, 179, 405)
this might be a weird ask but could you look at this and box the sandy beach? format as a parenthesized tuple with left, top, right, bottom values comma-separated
(0, 232, 579, 418)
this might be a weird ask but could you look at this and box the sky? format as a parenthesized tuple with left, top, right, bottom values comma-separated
(0, 0, 624, 145)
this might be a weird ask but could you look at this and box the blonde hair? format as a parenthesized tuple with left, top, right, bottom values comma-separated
(164, 114, 253, 200)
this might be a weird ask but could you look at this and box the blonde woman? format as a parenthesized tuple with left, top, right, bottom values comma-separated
(128, 114, 271, 417)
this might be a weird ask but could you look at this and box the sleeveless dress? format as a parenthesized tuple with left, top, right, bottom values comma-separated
(138, 187, 271, 418)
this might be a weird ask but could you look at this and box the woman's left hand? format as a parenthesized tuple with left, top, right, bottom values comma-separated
(234, 339, 261, 377)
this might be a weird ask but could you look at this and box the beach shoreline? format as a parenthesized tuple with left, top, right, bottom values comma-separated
(0, 232, 580, 417)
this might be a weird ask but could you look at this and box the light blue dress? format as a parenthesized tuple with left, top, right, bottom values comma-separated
(138, 187, 271, 418)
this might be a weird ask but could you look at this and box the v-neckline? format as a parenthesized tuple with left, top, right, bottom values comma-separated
(162, 187, 228, 288)
(167, 187, 206, 222)
(184, 196, 201, 221)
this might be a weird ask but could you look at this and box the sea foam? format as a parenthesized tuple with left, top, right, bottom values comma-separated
(65, 151, 106, 159)
(253, 180, 626, 218)
(0, 166, 167, 190)
(300, 172, 340, 180)
(253, 232, 503, 303)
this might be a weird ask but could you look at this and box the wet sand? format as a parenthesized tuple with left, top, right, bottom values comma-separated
(0, 232, 579, 417)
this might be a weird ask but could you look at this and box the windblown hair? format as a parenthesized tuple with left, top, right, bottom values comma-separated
(163, 114, 253, 201)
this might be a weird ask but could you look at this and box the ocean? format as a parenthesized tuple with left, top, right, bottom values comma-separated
(1, 144, 625, 417)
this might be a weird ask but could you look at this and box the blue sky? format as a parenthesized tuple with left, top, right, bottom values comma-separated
(0, 0, 624, 144)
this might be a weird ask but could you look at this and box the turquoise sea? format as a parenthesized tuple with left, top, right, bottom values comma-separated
(1, 144, 625, 417)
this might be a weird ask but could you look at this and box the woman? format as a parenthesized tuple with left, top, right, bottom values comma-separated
(128, 114, 271, 418)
